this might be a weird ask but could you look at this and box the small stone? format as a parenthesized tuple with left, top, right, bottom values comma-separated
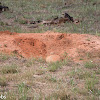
(46, 55, 60, 63)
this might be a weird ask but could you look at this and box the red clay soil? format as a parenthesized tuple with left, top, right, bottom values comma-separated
(0, 31, 100, 61)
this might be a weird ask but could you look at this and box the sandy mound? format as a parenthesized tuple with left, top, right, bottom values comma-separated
(0, 31, 100, 61)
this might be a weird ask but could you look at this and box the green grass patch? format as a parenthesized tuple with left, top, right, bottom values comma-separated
(84, 61, 97, 69)
(0, 53, 10, 61)
(48, 59, 69, 72)
(1, 64, 18, 74)
(18, 19, 28, 24)
(0, 0, 100, 33)
(18, 82, 30, 100)
(48, 59, 68, 72)
(6, 92, 16, 100)
(48, 61, 61, 72)
(46, 75, 57, 83)
(26, 58, 35, 67)
(67, 68, 96, 79)
(85, 77, 99, 94)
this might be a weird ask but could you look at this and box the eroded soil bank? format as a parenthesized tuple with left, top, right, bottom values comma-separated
(0, 31, 100, 61)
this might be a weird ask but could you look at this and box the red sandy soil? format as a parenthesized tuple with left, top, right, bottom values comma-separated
(0, 31, 100, 61)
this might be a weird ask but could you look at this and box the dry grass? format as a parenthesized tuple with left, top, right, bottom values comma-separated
(0, 53, 100, 100)
(0, 0, 100, 34)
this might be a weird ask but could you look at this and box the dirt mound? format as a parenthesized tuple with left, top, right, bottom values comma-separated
(14, 38, 47, 58)
(0, 31, 100, 61)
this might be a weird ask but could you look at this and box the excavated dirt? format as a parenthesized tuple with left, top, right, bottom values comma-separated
(0, 31, 100, 61)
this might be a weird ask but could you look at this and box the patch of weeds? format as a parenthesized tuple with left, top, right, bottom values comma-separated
(89, 88, 100, 97)
(0, 53, 10, 61)
(79, 58, 84, 60)
(84, 61, 97, 69)
(18, 82, 30, 100)
(3, 11, 15, 19)
(67, 68, 79, 78)
(79, 71, 95, 79)
(67, 69, 76, 78)
(48, 59, 69, 72)
(0, 77, 7, 87)
(0, 21, 5, 26)
(96, 89, 100, 96)
(1, 0, 100, 33)
(1, 64, 18, 74)
(67, 68, 96, 79)
(2, 25, 23, 33)
(6, 92, 16, 100)
(48, 61, 61, 72)
(69, 78, 76, 86)
(19, 20, 28, 24)
(26, 58, 35, 67)
(85, 77, 98, 93)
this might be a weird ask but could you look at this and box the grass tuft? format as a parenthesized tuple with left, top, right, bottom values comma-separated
(18, 82, 30, 100)
(0, 53, 10, 61)
(84, 61, 97, 69)
(48, 59, 68, 72)
(1, 64, 18, 74)
(0, 77, 7, 87)
(85, 77, 98, 92)
(48, 61, 61, 72)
